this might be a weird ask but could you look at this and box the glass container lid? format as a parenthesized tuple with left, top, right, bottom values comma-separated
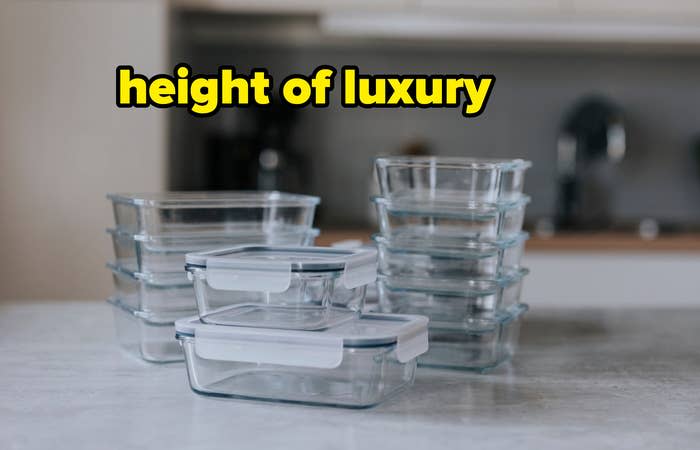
(186, 245, 377, 292)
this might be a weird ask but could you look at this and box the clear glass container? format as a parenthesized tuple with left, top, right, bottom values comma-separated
(185, 246, 378, 330)
(377, 268, 528, 328)
(373, 195, 529, 240)
(108, 227, 319, 275)
(108, 263, 198, 312)
(108, 298, 192, 363)
(373, 232, 528, 279)
(108, 191, 320, 236)
(375, 157, 531, 203)
(330, 240, 379, 302)
(419, 304, 528, 372)
(175, 313, 428, 408)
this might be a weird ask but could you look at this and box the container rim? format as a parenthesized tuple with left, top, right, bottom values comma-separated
(372, 194, 530, 215)
(174, 312, 428, 348)
(375, 156, 532, 171)
(378, 267, 529, 295)
(107, 191, 321, 208)
(106, 227, 321, 241)
(372, 231, 529, 254)
(107, 262, 192, 286)
(107, 297, 195, 324)
(428, 303, 529, 333)
(184, 245, 377, 272)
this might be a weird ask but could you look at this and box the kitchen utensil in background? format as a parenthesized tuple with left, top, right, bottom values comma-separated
(556, 96, 626, 230)
(203, 101, 309, 193)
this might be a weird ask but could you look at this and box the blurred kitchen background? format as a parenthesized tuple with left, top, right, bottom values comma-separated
(1, 0, 699, 305)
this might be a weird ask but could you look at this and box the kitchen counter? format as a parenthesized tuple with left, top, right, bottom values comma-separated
(2, 300, 699, 450)
(316, 229, 700, 251)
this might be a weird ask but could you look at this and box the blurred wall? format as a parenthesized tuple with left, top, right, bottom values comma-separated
(0, 1, 167, 300)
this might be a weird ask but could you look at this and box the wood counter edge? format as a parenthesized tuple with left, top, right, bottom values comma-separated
(315, 230, 700, 252)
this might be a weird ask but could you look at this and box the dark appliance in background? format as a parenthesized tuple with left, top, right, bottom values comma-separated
(556, 96, 626, 230)
(203, 101, 308, 192)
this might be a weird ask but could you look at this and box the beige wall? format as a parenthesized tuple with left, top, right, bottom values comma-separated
(0, 1, 167, 300)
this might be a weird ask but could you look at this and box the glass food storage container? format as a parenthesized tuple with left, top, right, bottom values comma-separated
(175, 312, 429, 408)
(330, 240, 379, 309)
(108, 297, 193, 363)
(107, 227, 319, 275)
(373, 195, 529, 240)
(108, 263, 199, 313)
(185, 246, 378, 330)
(377, 268, 528, 329)
(108, 191, 320, 236)
(419, 303, 528, 372)
(375, 157, 531, 203)
(373, 232, 528, 279)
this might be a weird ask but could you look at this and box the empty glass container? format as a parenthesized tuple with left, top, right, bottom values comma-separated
(373, 232, 528, 279)
(175, 312, 428, 408)
(108, 263, 199, 313)
(185, 246, 378, 330)
(373, 195, 529, 240)
(375, 157, 531, 203)
(108, 227, 319, 275)
(108, 298, 193, 363)
(419, 303, 528, 372)
(108, 191, 320, 235)
(377, 268, 528, 328)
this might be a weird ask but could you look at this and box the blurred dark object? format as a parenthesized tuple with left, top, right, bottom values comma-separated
(398, 139, 433, 157)
(527, 218, 700, 240)
(203, 101, 308, 192)
(556, 96, 626, 230)
(204, 111, 257, 190)
(693, 135, 700, 183)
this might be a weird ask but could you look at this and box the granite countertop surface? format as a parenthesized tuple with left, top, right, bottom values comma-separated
(1, 300, 699, 450)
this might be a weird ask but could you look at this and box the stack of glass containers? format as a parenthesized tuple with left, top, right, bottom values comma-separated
(177, 245, 428, 407)
(105, 191, 321, 362)
(372, 157, 532, 371)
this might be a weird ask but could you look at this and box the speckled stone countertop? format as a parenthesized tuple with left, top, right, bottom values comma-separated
(1, 301, 699, 450)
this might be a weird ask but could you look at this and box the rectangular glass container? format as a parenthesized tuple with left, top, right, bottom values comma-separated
(185, 246, 378, 330)
(108, 227, 319, 275)
(374, 232, 528, 279)
(108, 298, 193, 363)
(175, 313, 428, 408)
(108, 264, 198, 313)
(108, 191, 319, 236)
(377, 268, 528, 328)
(419, 304, 528, 372)
(373, 195, 529, 241)
(375, 157, 531, 203)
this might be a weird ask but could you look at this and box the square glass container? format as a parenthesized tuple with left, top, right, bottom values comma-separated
(419, 303, 528, 372)
(175, 313, 428, 408)
(377, 268, 528, 328)
(108, 227, 319, 275)
(185, 246, 378, 330)
(108, 298, 193, 363)
(373, 195, 529, 241)
(375, 157, 531, 203)
(108, 263, 198, 313)
(108, 191, 319, 235)
(373, 232, 528, 279)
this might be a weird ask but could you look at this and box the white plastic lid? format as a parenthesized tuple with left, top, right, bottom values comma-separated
(185, 245, 378, 292)
(175, 313, 429, 369)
